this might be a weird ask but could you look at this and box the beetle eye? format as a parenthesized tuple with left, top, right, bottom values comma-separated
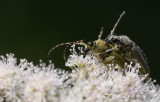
(112, 38, 118, 42)
(88, 41, 93, 46)
(106, 39, 111, 44)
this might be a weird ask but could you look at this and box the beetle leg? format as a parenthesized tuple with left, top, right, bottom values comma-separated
(124, 56, 148, 75)
(99, 47, 118, 56)
(102, 56, 115, 63)
(124, 56, 138, 63)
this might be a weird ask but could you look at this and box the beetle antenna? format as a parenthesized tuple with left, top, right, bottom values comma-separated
(98, 27, 104, 39)
(63, 45, 70, 61)
(47, 40, 86, 61)
(47, 42, 76, 61)
(63, 40, 86, 61)
(110, 11, 125, 35)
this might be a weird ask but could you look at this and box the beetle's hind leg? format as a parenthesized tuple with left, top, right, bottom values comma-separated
(123, 56, 138, 63)
(123, 56, 148, 75)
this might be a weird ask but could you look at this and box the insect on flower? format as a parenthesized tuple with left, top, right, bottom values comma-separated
(48, 11, 150, 75)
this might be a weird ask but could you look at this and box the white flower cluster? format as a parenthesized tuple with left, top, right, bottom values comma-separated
(0, 46, 160, 102)
(0, 54, 67, 102)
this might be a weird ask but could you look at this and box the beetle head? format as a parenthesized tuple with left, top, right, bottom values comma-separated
(83, 41, 96, 54)
(105, 34, 119, 44)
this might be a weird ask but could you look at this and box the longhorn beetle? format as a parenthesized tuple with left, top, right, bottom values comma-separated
(48, 11, 150, 75)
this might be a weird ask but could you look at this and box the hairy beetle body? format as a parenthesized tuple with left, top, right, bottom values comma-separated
(105, 35, 149, 74)
(48, 11, 150, 75)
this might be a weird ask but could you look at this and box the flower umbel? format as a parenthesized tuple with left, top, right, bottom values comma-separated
(0, 46, 160, 102)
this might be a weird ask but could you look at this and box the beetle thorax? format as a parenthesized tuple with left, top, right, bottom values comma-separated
(94, 39, 108, 52)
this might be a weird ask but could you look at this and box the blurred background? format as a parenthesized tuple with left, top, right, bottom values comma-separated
(0, 0, 159, 83)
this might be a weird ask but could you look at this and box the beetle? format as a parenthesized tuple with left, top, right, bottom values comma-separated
(48, 11, 150, 75)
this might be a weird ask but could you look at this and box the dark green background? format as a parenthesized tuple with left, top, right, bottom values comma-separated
(0, 1, 160, 83)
